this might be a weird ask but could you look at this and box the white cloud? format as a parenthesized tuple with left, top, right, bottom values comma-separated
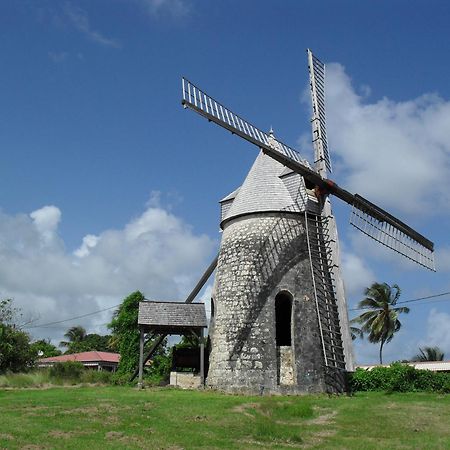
(302, 63, 450, 217)
(138, 0, 190, 18)
(435, 246, 450, 272)
(341, 249, 376, 300)
(74, 234, 99, 258)
(419, 308, 450, 356)
(0, 202, 216, 344)
(64, 2, 121, 48)
(48, 51, 68, 63)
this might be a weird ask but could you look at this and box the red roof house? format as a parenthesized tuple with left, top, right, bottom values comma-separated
(38, 351, 120, 372)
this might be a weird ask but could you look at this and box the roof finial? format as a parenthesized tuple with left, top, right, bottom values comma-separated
(269, 126, 274, 137)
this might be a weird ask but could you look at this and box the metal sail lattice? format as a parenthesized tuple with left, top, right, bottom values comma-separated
(308, 50, 331, 173)
(182, 78, 309, 167)
(350, 196, 435, 271)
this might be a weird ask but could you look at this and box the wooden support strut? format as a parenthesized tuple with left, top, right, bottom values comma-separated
(130, 253, 219, 382)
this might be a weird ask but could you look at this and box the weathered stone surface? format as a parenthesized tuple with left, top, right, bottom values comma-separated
(207, 212, 330, 394)
(278, 346, 294, 385)
(170, 372, 201, 389)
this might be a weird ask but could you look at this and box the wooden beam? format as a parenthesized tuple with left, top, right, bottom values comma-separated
(200, 328, 205, 386)
(138, 327, 145, 388)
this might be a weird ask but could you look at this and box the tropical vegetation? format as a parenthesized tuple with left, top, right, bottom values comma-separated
(349, 362, 450, 393)
(351, 282, 409, 364)
(108, 290, 171, 384)
(412, 346, 445, 362)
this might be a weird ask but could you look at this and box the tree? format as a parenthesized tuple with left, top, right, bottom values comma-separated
(350, 326, 363, 341)
(351, 282, 409, 364)
(108, 291, 144, 375)
(60, 326, 87, 349)
(108, 291, 169, 381)
(0, 298, 22, 326)
(65, 334, 113, 354)
(412, 346, 444, 362)
(30, 339, 62, 358)
(0, 323, 35, 373)
(0, 298, 35, 373)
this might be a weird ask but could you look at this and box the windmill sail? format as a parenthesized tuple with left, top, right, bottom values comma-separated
(350, 195, 435, 270)
(181, 78, 435, 271)
(308, 49, 331, 174)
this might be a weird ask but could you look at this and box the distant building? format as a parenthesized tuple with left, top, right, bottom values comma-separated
(38, 351, 120, 372)
(356, 361, 450, 373)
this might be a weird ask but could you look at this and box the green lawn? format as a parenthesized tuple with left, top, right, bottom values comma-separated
(0, 387, 449, 449)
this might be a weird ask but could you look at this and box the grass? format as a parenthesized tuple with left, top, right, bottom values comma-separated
(0, 369, 112, 388)
(0, 386, 449, 449)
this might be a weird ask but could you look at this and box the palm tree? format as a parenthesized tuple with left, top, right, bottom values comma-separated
(412, 346, 444, 362)
(60, 325, 87, 348)
(350, 326, 363, 341)
(351, 282, 409, 364)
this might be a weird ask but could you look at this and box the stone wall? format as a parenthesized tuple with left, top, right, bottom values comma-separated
(207, 212, 330, 394)
(169, 372, 201, 389)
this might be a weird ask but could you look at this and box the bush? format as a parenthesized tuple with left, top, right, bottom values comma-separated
(49, 361, 84, 381)
(80, 369, 113, 384)
(349, 363, 450, 393)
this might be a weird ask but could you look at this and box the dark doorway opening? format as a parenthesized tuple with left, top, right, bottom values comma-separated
(275, 292, 292, 346)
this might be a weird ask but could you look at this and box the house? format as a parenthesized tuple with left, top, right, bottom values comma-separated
(38, 351, 120, 372)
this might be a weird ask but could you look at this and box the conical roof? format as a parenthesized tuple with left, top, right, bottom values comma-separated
(220, 150, 307, 227)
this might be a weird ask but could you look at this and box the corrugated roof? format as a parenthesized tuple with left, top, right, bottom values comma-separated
(39, 351, 120, 364)
(138, 301, 207, 328)
(220, 151, 307, 227)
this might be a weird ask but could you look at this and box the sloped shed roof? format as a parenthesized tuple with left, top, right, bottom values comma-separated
(138, 301, 207, 331)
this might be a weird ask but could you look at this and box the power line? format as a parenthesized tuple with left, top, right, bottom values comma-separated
(349, 291, 450, 312)
(23, 304, 121, 329)
(22, 290, 450, 328)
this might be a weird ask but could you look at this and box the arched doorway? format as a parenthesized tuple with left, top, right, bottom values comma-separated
(275, 291, 292, 346)
(275, 291, 294, 385)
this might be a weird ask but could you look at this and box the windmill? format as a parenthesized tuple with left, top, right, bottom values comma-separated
(180, 50, 435, 394)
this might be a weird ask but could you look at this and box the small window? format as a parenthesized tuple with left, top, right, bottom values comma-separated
(275, 292, 292, 346)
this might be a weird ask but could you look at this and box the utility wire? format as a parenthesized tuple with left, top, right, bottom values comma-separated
(23, 304, 121, 329)
(349, 291, 450, 311)
(22, 291, 450, 328)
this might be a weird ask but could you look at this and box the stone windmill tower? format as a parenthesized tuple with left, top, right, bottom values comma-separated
(181, 50, 435, 394)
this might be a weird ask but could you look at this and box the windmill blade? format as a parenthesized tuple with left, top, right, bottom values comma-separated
(350, 195, 435, 271)
(308, 49, 331, 174)
(181, 78, 310, 167)
(181, 77, 435, 271)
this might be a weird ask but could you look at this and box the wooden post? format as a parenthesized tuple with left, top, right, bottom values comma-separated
(200, 328, 205, 387)
(138, 327, 145, 389)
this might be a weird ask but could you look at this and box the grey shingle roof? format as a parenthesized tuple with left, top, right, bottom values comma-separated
(220, 151, 308, 227)
(138, 301, 207, 329)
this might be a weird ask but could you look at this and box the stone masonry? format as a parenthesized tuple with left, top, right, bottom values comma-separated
(207, 212, 329, 394)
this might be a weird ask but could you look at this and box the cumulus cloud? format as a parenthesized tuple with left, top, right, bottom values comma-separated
(0, 201, 216, 344)
(419, 308, 450, 356)
(302, 63, 450, 216)
(435, 246, 450, 272)
(340, 244, 376, 301)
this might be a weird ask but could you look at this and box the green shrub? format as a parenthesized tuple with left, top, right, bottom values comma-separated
(0, 370, 51, 388)
(349, 363, 450, 393)
(80, 370, 113, 384)
(49, 361, 84, 380)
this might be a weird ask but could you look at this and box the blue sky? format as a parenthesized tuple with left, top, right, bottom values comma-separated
(1, 0, 450, 364)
